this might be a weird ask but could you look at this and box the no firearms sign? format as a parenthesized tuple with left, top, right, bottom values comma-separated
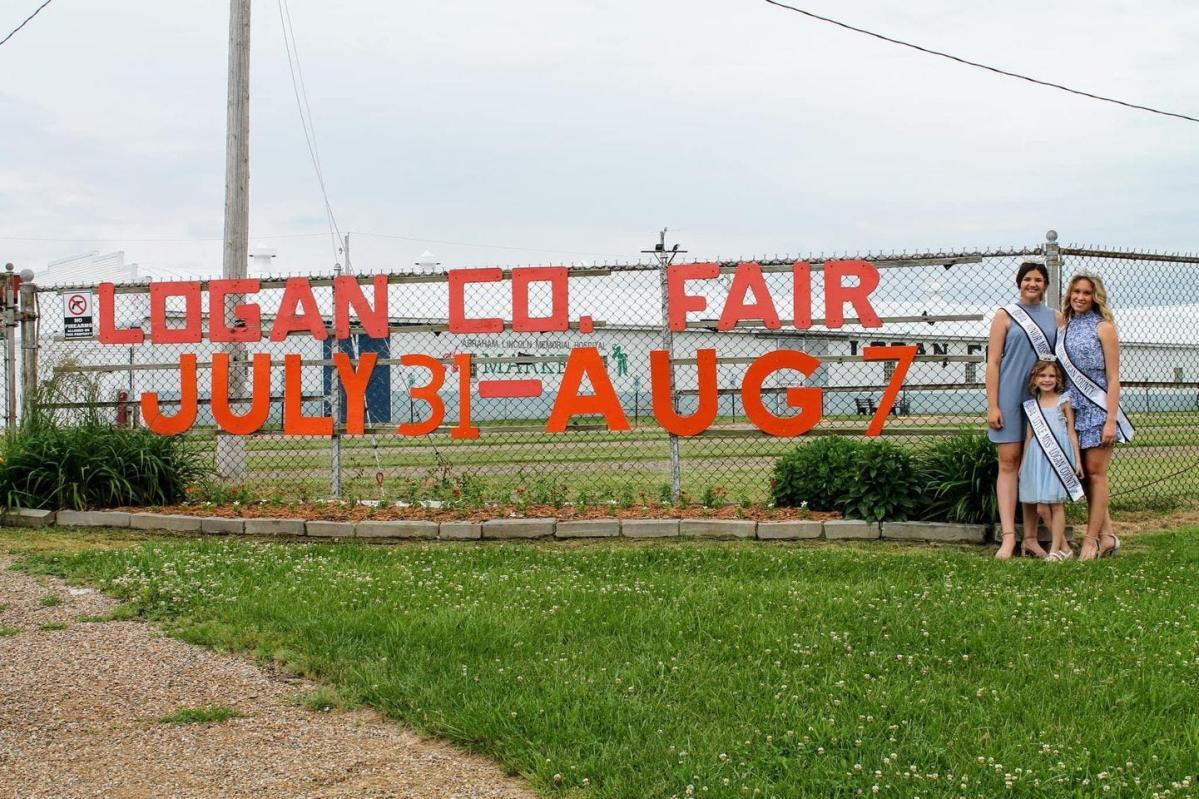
(62, 291, 94, 339)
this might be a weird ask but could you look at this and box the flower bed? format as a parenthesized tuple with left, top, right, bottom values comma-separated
(122, 501, 837, 524)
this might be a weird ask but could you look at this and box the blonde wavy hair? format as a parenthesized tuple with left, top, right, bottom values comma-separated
(1062, 272, 1114, 322)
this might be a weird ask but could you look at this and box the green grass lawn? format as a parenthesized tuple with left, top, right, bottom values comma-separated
(171, 409, 1199, 505)
(8, 529, 1199, 798)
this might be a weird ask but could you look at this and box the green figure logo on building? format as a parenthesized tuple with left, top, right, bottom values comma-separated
(611, 345, 628, 376)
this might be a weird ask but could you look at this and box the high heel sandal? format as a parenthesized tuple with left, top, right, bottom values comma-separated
(995, 531, 1017, 560)
(1079, 536, 1101, 562)
(1100, 533, 1121, 558)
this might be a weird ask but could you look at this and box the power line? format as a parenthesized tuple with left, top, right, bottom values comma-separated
(0, 0, 54, 48)
(276, 0, 342, 265)
(1, 230, 625, 258)
(0, 233, 329, 243)
(761, 0, 1199, 125)
(348, 231, 627, 259)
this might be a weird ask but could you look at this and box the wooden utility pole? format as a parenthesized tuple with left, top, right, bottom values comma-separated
(223, 0, 251, 279)
(216, 0, 251, 481)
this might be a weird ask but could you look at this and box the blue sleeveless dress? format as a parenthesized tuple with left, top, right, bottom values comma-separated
(988, 302, 1058, 444)
(1062, 310, 1111, 450)
(1018, 394, 1077, 503)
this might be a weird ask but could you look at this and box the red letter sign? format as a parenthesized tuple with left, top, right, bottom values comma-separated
(334, 275, 389, 339)
(740, 350, 823, 437)
(398, 354, 446, 436)
(141, 354, 198, 435)
(511, 267, 569, 333)
(272, 278, 328, 341)
(98, 283, 144, 344)
(149, 281, 203, 344)
(211, 352, 272, 435)
(209, 279, 263, 343)
(863, 345, 917, 436)
(824, 260, 881, 329)
(547, 347, 630, 432)
(667, 263, 720, 331)
(448, 268, 504, 334)
(718, 262, 780, 331)
(650, 349, 718, 436)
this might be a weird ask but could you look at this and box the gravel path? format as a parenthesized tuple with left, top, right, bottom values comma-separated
(0, 558, 538, 799)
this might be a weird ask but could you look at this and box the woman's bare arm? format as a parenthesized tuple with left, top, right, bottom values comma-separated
(1097, 320, 1121, 445)
(986, 311, 1008, 430)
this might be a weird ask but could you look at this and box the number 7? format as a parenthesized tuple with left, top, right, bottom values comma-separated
(862, 345, 917, 436)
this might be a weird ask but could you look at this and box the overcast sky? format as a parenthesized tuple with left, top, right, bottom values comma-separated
(1, 0, 1197, 278)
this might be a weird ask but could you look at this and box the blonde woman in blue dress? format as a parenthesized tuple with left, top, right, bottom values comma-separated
(1058, 273, 1132, 561)
(1019, 359, 1083, 560)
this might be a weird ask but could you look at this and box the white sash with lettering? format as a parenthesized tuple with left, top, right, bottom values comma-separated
(1055, 330, 1136, 443)
(1004, 303, 1053, 358)
(1023, 398, 1085, 502)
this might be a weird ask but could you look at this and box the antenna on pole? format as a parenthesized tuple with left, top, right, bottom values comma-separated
(643, 228, 687, 500)
(216, 0, 251, 482)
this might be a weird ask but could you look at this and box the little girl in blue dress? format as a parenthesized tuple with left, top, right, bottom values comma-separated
(1018, 359, 1084, 560)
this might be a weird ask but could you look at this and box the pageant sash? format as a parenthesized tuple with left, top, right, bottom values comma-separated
(1004, 304, 1053, 358)
(1023, 398, 1085, 502)
(1055, 333, 1136, 443)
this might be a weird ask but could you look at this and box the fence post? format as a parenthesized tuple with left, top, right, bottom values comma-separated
(648, 231, 684, 501)
(18, 273, 37, 424)
(1045, 229, 1062, 309)
(3, 264, 17, 429)
(330, 314, 342, 500)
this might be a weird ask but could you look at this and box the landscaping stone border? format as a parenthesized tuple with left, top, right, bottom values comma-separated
(10, 509, 999, 545)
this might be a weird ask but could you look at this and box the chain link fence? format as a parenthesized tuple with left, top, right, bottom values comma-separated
(23, 234, 1199, 509)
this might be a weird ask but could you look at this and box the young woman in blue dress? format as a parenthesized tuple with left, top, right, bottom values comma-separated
(986, 261, 1063, 559)
(1060, 273, 1125, 561)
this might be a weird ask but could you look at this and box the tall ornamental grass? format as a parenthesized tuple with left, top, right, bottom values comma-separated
(914, 432, 1000, 524)
(0, 372, 207, 510)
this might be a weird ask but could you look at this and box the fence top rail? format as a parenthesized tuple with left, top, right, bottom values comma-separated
(1061, 247, 1199, 264)
(31, 251, 1040, 294)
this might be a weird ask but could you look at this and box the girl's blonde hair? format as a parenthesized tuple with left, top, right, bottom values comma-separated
(1062, 272, 1114, 322)
(1027, 358, 1065, 396)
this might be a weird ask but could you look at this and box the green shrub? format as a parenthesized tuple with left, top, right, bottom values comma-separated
(0, 421, 208, 510)
(770, 437, 865, 511)
(914, 433, 999, 525)
(838, 439, 917, 522)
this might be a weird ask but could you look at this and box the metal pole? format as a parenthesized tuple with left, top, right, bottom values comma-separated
(3, 265, 16, 429)
(216, 0, 251, 483)
(127, 346, 136, 426)
(1045, 229, 1062, 310)
(330, 236, 345, 498)
(646, 230, 685, 501)
(18, 273, 38, 425)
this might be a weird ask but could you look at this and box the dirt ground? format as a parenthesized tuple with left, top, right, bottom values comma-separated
(0, 558, 537, 799)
